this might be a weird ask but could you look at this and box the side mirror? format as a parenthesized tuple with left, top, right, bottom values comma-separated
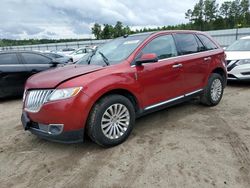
(135, 53, 158, 66)
(51, 60, 63, 67)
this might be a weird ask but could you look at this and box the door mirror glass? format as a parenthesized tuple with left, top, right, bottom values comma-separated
(135, 53, 158, 66)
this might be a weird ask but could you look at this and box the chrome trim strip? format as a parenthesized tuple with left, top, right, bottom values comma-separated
(144, 89, 203, 111)
(185, 89, 203, 97)
(158, 49, 219, 62)
(30, 124, 64, 135)
(29, 127, 48, 134)
(131, 49, 219, 67)
(145, 95, 184, 110)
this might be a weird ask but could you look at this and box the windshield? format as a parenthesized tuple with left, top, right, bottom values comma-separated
(77, 34, 149, 66)
(226, 39, 250, 51)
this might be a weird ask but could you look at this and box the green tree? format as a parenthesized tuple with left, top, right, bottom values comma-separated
(240, 0, 250, 26)
(220, 1, 232, 19)
(113, 21, 125, 37)
(101, 24, 114, 39)
(191, 0, 205, 30)
(91, 23, 102, 39)
(204, 0, 218, 22)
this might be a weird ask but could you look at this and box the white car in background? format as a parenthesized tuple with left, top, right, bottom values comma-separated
(225, 36, 250, 81)
(57, 48, 75, 56)
(67, 47, 94, 62)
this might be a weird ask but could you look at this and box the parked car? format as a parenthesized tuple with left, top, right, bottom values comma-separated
(42, 52, 73, 63)
(21, 31, 227, 147)
(225, 36, 250, 81)
(67, 47, 94, 62)
(57, 48, 75, 56)
(0, 51, 63, 98)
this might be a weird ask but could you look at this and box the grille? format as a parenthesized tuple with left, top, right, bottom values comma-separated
(25, 90, 54, 112)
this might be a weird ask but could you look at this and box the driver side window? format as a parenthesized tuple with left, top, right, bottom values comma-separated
(141, 35, 177, 60)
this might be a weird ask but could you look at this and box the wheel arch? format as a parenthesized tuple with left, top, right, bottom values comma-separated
(210, 67, 227, 87)
(93, 88, 141, 114)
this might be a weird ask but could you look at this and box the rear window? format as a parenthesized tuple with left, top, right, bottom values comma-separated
(174, 34, 199, 55)
(0, 53, 19, 65)
(21, 53, 51, 64)
(197, 34, 218, 50)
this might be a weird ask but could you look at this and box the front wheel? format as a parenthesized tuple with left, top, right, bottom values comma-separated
(87, 94, 135, 147)
(200, 73, 224, 106)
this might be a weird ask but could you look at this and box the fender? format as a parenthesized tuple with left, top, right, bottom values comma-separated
(82, 72, 145, 111)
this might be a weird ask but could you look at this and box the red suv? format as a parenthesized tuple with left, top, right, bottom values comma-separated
(21, 31, 227, 147)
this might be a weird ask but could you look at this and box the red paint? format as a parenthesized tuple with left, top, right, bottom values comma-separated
(23, 30, 226, 133)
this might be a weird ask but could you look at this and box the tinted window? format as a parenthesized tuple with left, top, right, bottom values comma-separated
(195, 36, 206, 52)
(21, 53, 51, 64)
(0, 53, 19, 65)
(174, 34, 199, 55)
(141, 35, 177, 59)
(197, 34, 218, 50)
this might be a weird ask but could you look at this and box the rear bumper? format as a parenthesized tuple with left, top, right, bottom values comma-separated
(21, 112, 84, 143)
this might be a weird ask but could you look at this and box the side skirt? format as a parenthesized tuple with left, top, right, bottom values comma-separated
(136, 89, 203, 118)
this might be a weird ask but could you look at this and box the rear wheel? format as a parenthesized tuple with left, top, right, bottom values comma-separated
(200, 73, 224, 106)
(87, 94, 135, 147)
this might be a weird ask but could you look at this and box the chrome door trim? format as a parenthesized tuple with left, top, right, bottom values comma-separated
(131, 49, 219, 67)
(144, 89, 203, 111)
(185, 89, 203, 97)
(144, 95, 184, 110)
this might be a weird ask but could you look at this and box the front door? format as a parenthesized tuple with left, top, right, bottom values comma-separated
(134, 34, 184, 109)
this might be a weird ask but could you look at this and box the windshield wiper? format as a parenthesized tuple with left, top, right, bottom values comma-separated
(99, 51, 110, 66)
(87, 49, 97, 65)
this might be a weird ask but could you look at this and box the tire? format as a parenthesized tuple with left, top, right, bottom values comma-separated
(200, 73, 224, 106)
(87, 94, 135, 147)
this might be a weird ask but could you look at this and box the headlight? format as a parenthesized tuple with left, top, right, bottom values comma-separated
(47, 87, 82, 101)
(236, 59, 250, 66)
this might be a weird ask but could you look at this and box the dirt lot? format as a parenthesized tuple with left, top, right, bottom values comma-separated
(0, 82, 250, 188)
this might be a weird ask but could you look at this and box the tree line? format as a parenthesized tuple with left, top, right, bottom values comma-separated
(0, 38, 91, 47)
(92, 0, 250, 39)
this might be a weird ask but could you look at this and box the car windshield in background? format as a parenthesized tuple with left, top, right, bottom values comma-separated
(226, 39, 250, 51)
(77, 34, 149, 66)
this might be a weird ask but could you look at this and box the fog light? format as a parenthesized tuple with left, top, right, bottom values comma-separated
(48, 124, 64, 135)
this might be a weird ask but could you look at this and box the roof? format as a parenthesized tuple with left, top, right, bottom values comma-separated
(0, 50, 42, 54)
(128, 30, 204, 38)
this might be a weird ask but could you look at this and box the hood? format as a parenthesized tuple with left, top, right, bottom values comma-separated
(225, 51, 250, 60)
(26, 64, 104, 89)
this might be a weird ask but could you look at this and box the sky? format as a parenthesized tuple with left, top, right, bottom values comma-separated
(0, 0, 229, 39)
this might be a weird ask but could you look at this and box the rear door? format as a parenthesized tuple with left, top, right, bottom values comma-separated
(134, 34, 184, 109)
(19, 52, 53, 78)
(173, 33, 209, 94)
(0, 53, 27, 96)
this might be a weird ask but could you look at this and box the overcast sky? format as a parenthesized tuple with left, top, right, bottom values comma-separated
(0, 0, 229, 39)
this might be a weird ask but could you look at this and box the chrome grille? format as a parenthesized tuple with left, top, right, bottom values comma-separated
(25, 90, 54, 112)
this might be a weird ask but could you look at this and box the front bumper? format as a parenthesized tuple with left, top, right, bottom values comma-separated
(21, 112, 84, 143)
(227, 62, 250, 80)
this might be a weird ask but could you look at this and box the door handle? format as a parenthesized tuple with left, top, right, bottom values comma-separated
(172, 63, 183, 68)
(204, 57, 211, 61)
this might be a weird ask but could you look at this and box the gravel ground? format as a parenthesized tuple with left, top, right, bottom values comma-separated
(0, 81, 250, 188)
